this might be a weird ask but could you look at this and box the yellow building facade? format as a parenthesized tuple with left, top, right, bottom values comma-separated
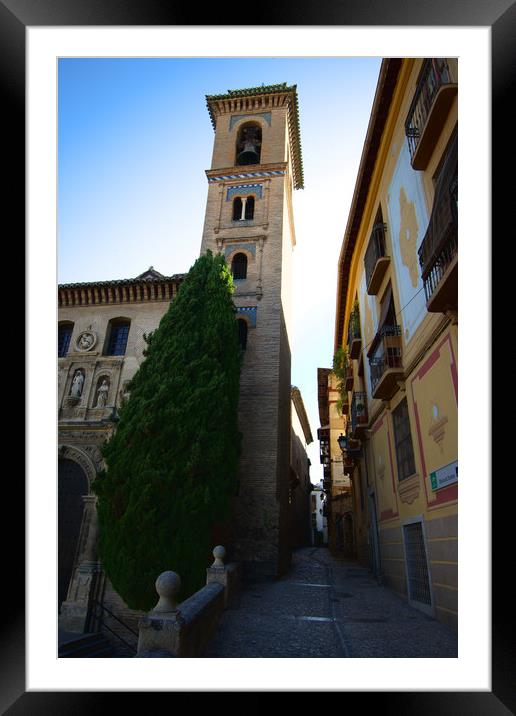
(333, 58, 458, 629)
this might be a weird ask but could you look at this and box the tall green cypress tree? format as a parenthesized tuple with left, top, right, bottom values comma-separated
(93, 251, 242, 610)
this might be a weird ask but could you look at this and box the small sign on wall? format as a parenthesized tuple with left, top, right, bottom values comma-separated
(429, 460, 458, 491)
(333, 474, 351, 488)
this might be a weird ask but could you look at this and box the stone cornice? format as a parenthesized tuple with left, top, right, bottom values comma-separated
(58, 275, 185, 308)
(291, 386, 314, 445)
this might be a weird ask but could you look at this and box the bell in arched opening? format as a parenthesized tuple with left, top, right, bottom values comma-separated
(236, 124, 262, 166)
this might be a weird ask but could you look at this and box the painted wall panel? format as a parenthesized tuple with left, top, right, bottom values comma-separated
(386, 141, 429, 343)
(371, 418, 399, 522)
(409, 333, 458, 508)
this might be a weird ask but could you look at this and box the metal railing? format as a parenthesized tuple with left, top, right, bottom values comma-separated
(418, 138, 458, 304)
(405, 59, 454, 161)
(89, 600, 138, 655)
(369, 325, 402, 394)
(351, 392, 368, 435)
(364, 222, 388, 290)
(347, 304, 362, 346)
(420, 222, 458, 303)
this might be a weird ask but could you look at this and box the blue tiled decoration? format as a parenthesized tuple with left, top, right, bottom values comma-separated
(230, 112, 272, 130)
(208, 170, 285, 183)
(226, 183, 263, 201)
(236, 306, 257, 327)
(224, 243, 257, 258)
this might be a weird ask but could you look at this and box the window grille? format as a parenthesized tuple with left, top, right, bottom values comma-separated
(58, 324, 73, 357)
(232, 253, 248, 280)
(106, 321, 130, 356)
(392, 398, 416, 481)
(403, 521, 432, 605)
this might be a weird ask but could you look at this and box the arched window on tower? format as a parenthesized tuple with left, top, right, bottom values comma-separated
(237, 319, 248, 350)
(232, 196, 255, 221)
(232, 197, 243, 221)
(245, 196, 255, 220)
(231, 253, 248, 280)
(235, 123, 262, 166)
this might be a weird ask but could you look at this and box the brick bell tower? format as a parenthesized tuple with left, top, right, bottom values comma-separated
(201, 83, 304, 580)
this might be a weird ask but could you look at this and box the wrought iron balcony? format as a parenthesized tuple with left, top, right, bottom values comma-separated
(364, 222, 390, 295)
(418, 133, 458, 313)
(319, 445, 330, 466)
(347, 304, 362, 359)
(405, 59, 457, 170)
(351, 391, 368, 438)
(318, 426, 330, 465)
(369, 325, 404, 400)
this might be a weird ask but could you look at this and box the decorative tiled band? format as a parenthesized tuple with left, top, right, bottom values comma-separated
(224, 242, 257, 258)
(226, 183, 263, 201)
(208, 170, 285, 183)
(236, 306, 257, 327)
(229, 112, 272, 130)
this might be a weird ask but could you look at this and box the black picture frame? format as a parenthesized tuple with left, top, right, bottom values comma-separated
(7, 0, 510, 711)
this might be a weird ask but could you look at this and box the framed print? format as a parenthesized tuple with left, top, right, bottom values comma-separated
(6, 0, 511, 710)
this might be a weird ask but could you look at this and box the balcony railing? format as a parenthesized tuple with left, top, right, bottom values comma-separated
(405, 59, 457, 170)
(351, 391, 368, 437)
(418, 134, 458, 313)
(319, 443, 330, 466)
(369, 325, 403, 400)
(347, 304, 362, 359)
(364, 222, 390, 295)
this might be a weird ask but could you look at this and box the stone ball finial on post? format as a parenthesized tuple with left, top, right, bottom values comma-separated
(211, 545, 226, 569)
(151, 570, 181, 613)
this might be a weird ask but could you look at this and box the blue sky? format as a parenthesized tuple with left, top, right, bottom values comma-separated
(58, 56, 382, 482)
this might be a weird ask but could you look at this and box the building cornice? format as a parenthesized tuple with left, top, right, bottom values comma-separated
(317, 368, 332, 429)
(58, 274, 185, 308)
(291, 386, 314, 445)
(206, 162, 288, 184)
(334, 59, 403, 353)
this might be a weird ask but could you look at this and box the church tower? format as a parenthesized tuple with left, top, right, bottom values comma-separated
(202, 83, 304, 580)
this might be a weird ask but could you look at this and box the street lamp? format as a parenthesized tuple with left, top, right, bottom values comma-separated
(337, 433, 348, 453)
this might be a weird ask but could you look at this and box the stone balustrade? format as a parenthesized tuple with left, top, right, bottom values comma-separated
(135, 546, 241, 658)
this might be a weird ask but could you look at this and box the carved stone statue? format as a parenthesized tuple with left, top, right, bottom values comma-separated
(95, 379, 109, 408)
(70, 370, 85, 398)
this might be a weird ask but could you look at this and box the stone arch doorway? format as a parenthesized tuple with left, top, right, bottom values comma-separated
(58, 457, 89, 611)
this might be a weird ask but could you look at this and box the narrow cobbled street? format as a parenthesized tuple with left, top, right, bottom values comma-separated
(204, 547, 458, 658)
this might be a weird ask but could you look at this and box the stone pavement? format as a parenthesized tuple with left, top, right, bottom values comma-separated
(204, 546, 458, 658)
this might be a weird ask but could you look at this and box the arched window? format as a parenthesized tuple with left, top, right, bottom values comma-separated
(233, 197, 243, 221)
(245, 196, 255, 220)
(237, 319, 248, 350)
(105, 318, 131, 356)
(232, 253, 248, 280)
(58, 322, 74, 357)
(232, 196, 255, 221)
(235, 123, 262, 166)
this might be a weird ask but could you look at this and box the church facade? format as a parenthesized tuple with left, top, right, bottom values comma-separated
(57, 268, 184, 634)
